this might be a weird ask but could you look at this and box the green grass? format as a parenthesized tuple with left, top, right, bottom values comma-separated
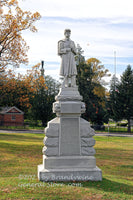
(0, 132, 133, 200)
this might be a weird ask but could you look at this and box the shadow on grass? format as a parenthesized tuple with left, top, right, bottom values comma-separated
(82, 177, 133, 195)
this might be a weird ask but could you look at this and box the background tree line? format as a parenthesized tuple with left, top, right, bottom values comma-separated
(0, 64, 60, 126)
(76, 47, 133, 132)
(1, 56, 132, 132)
(0, 1, 132, 132)
(108, 65, 133, 132)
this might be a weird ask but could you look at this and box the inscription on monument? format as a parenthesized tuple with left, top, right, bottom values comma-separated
(60, 118, 80, 156)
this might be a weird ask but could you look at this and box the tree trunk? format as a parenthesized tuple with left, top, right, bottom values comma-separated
(42, 119, 47, 127)
(127, 118, 131, 133)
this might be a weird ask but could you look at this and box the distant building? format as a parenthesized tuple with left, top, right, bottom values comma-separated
(0, 106, 24, 126)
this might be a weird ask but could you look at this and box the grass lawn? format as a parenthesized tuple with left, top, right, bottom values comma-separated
(0, 132, 133, 200)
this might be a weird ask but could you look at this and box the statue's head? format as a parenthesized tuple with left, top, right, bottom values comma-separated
(64, 29, 71, 34)
(64, 29, 71, 38)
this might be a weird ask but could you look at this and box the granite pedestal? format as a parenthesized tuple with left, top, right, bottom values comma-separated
(38, 86, 102, 181)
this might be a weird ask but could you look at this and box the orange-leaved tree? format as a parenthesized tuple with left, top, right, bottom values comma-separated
(0, 63, 47, 115)
(0, 0, 41, 72)
(0, 68, 33, 112)
(77, 56, 110, 125)
(86, 58, 111, 106)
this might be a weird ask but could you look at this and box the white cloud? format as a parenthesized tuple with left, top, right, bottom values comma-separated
(20, 0, 133, 18)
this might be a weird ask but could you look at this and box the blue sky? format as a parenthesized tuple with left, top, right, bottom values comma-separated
(16, 0, 133, 85)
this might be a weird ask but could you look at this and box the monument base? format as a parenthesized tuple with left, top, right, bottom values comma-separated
(37, 85, 102, 182)
(38, 164, 102, 181)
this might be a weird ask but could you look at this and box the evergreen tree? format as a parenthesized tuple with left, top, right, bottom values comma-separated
(109, 65, 133, 132)
(118, 65, 133, 132)
(108, 75, 121, 121)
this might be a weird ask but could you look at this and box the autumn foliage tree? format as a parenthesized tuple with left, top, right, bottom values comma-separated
(0, 64, 47, 114)
(0, 64, 60, 126)
(77, 56, 110, 126)
(86, 58, 111, 101)
(0, 0, 41, 72)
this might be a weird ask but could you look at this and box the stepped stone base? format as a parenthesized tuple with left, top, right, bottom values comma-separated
(38, 164, 102, 181)
(42, 155, 96, 169)
(37, 86, 102, 182)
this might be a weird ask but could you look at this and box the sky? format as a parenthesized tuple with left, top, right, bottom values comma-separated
(16, 0, 133, 85)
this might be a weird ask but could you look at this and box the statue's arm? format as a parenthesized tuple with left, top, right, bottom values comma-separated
(58, 41, 70, 55)
(71, 41, 77, 55)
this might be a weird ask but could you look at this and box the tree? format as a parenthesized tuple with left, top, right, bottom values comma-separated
(29, 75, 60, 126)
(0, 69, 32, 112)
(0, 0, 41, 71)
(109, 65, 133, 132)
(0, 64, 47, 115)
(108, 75, 121, 122)
(76, 52, 109, 125)
(0, 63, 60, 126)
(86, 58, 111, 99)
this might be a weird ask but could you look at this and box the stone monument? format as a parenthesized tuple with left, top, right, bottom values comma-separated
(38, 29, 102, 181)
